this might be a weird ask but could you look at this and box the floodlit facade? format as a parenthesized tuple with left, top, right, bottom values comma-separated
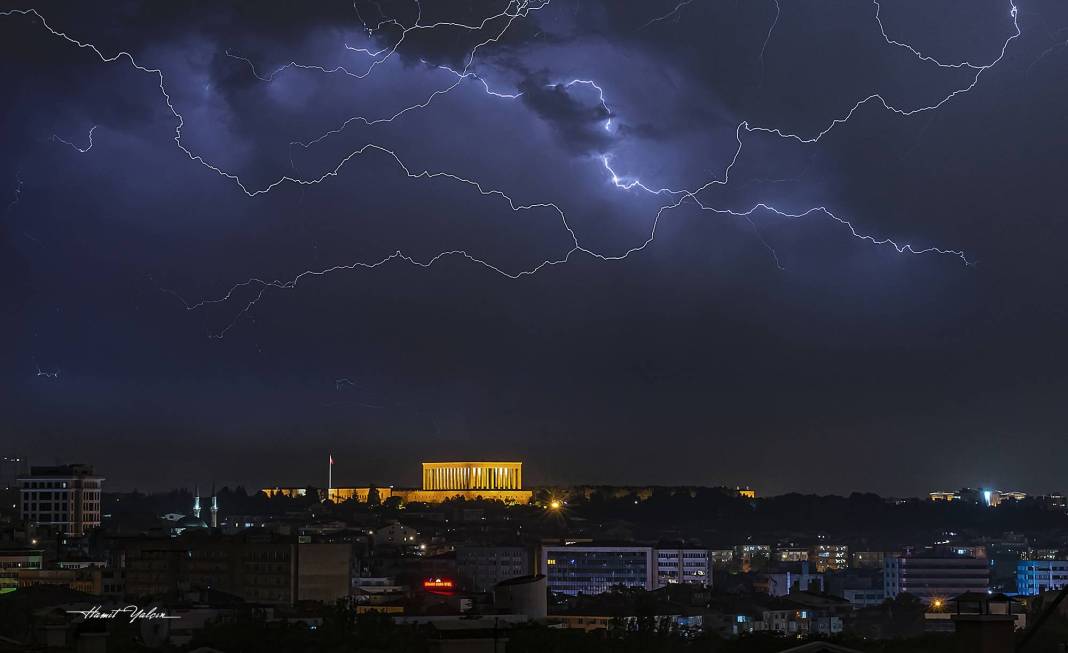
(262, 460, 532, 504)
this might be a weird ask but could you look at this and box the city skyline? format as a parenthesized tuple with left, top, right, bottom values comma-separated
(5, 452, 1061, 500)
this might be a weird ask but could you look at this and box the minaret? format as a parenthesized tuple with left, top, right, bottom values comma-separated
(193, 485, 201, 519)
(210, 482, 218, 528)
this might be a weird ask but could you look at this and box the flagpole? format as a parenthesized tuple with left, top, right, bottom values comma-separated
(328, 453, 333, 499)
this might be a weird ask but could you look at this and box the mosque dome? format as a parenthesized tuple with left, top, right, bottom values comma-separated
(176, 515, 209, 530)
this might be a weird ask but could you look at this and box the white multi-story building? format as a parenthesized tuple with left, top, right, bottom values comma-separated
(656, 548, 712, 587)
(18, 464, 103, 536)
(1017, 560, 1068, 596)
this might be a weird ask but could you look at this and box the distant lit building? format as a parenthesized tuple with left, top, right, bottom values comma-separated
(1028, 548, 1063, 561)
(842, 587, 886, 608)
(540, 545, 655, 596)
(755, 566, 824, 597)
(982, 489, 1001, 507)
(655, 548, 711, 586)
(929, 491, 959, 501)
(776, 547, 808, 563)
(1042, 494, 1067, 510)
(0, 548, 43, 593)
(809, 545, 849, 572)
(263, 460, 532, 504)
(1017, 560, 1068, 596)
(884, 554, 990, 602)
(736, 487, 756, 499)
(851, 551, 886, 569)
(708, 549, 734, 567)
(736, 544, 771, 561)
(18, 464, 103, 536)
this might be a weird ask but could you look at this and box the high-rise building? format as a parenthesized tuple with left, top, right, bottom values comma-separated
(883, 554, 990, 603)
(540, 545, 655, 596)
(17, 464, 103, 536)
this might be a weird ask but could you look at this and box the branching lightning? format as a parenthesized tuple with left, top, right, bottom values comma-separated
(1, 0, 1022, 337)
(50, 125, 97, 153)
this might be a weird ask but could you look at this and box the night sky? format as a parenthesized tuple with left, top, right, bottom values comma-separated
(3, 0, 1067, 495)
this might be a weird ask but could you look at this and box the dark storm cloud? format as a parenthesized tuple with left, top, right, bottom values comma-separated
(515, 71, 614, 154)
(3, 0, 1068, 496)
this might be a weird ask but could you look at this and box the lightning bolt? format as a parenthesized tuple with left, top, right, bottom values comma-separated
(34, 360, 60, 379)
(50, 125, 97, 153)
(759, 0, 781, 77)
(5, 171, 23, 214)
(1, 0, 1022, 338)
(641, 0, 696, 30)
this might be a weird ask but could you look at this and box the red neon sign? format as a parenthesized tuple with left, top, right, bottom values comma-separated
(423, 578, 454, 591)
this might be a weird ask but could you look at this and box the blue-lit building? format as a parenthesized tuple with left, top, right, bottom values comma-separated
(1017, 560, 1068, 596)
(540, 545, 655, 596)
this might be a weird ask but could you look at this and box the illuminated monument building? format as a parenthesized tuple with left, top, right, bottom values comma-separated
(411, 461, 529, 503)
(264, 461, 531, 504)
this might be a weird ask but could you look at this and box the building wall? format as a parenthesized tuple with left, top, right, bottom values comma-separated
(656, 549, 711, 587)
(297, 543, 351, 602)
(398, 489, 532, 504)
(884, 556, 990, 602)
(1017, 560, 1068, 596)
(422, 462, 523, 491)
(0, 549, 43, 593)
(540, 546, 654, 596)
(18, 465, 103, 536)
(17, 568, 103, 595)
(122, 534, 298, 605)
(328, 487, 394, 503)
(810, 545, 849, 572)
(843, 588, 886, 608)
(457, 546, 532, 592)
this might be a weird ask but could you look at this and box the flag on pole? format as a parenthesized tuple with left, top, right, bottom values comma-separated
(329, 454, 334, 465)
